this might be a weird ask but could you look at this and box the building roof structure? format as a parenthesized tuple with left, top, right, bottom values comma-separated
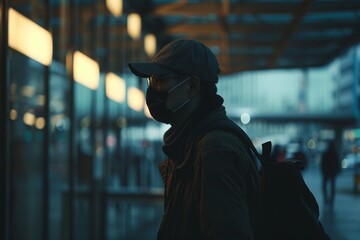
(46, 0, 360, 75)
(150, 0, 360, 74)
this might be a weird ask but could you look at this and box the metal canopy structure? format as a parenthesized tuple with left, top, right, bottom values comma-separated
(149, 0, 360, 74)
(45, 0, 360, 75)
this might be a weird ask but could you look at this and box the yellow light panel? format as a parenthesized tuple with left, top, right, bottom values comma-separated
(106, 72, 126, 103)
(106, 0, 122, 17)
(73, 51, 100, 90)
(127, 87, 144, 112)
(8, 8, 53, 66)
(144, 34, 156, 57)
(127, 13, 141, 40)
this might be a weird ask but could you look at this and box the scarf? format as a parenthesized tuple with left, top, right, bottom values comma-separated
(162, 94, 224, 165)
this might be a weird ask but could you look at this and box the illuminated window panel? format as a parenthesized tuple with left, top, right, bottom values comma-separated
(106, 72, 126, 103)
(144, 34, 156, 57)
(127, 87, 144, 112)
(127, 13, 141, 40)
(8, 8, 53, 66)
(73, 51, 100, 90)
(106, 0, 122, 17)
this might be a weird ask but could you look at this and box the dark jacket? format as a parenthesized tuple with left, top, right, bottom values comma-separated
(157, 104, 262, 240)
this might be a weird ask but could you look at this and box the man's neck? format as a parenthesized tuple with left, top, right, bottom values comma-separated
(170, 108, 193, 129)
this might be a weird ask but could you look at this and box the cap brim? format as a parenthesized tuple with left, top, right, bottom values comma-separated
(128, 62, 171, 78)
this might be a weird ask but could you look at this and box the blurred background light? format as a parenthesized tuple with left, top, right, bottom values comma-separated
(8, 8, 53, 66)
(106, 0, 122, 17)
(128, 87, 144, 112)
(241, 113, 251, 124)
(10, 109, 17, 120)
(144, 34, 156, 57)
(37, 95, 45, 106)
(23, 112, 36, 126)
(106, 72, 126, 103)
(73, 51, 100, 90)
(127, 13, 141, 40)
(307, 139, 316, 149)
(35, 117, 46, 129)
(21, 85, 35, 98)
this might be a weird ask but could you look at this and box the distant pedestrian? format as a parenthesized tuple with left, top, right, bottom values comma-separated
(293, 140, 308, 170)
(321, 141, 340, 207)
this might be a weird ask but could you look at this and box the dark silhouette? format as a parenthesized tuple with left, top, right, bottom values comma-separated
(354, 162, 360, 193)
(271, 144, 287, 162)
(128, 39, 261, 239)
(321, 141, 340, 207)
(293, 150, 308, 170)
(293, 141, 308, 170)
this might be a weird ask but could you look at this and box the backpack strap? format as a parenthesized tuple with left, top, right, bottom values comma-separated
(261, 141, 272, 164)
(230, 126, 265, 165)
(198, 119, 270, 166)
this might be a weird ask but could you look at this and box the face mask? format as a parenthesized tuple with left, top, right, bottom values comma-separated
(146, 77, 192, 124)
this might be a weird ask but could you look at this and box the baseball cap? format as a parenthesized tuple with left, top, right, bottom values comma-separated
(128, 39, 220, 83)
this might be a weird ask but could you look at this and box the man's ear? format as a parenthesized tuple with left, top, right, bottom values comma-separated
(187, 76, 200, 96)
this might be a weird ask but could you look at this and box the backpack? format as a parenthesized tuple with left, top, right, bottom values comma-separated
(204, 122, 330, 240)
(256, 141, 330, 240)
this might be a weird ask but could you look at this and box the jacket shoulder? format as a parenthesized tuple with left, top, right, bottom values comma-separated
(197, 129, 247, 153)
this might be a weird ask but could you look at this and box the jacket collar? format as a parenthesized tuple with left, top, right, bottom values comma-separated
(162, 95, 224, 165)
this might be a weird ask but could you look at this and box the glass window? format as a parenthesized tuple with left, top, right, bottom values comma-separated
(9, 49, 45, 240)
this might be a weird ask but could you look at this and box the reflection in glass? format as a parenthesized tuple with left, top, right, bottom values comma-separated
(9, 52, 45, 240)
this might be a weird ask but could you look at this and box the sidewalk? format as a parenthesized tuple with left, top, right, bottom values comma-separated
(109, 164, 360, 240)
(303, 166, 360, 240)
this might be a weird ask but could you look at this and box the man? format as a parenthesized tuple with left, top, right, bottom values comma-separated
(128, 39, 261, 240)
(321, 141, 340, 207)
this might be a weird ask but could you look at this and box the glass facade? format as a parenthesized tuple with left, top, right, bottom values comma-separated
(2, 0, 165, 239)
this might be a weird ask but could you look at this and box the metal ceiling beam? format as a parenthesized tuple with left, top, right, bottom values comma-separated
(166, 23, 223, 35)
(310, 1, 360, 13)
(325, 24, 360, 65)
(268, 0, 314, 68)
(231, 21, 360, 33)
(231, 1, 360, 14)
(154, 1, 360, 16)
(218, 0, 230, 73)
(182, 34, 349, 48)
(153, 2, 301, 16)
(45, 0, 360, 75)
(154, 2, 220, 16)
(49, 1, 360, 18)
(164, 20, 359, 38)
(226, 60, 326, 74)
(218, 41, 275, 48)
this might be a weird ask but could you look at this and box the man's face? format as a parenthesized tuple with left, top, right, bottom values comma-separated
(148, 73, 191, 111)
